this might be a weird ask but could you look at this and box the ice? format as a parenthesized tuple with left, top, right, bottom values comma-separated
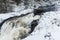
(0, 9, 33, 23)
(0, 0, 60, 40)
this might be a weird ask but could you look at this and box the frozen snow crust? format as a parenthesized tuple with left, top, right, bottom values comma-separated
(0, 1, 60, 40)
(23, 11, 60, 40)
(1, 9, 60, 40)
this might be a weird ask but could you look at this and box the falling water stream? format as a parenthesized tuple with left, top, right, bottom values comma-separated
(0, 0, 60, 40)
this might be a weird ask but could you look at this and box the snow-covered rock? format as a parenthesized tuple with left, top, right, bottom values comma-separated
(0, 10, 40, 40)
(23, 11, 60, 40)
(0, 9, 33, 23)
(0, 0, 60, 40)
(1, 9, 60, 40)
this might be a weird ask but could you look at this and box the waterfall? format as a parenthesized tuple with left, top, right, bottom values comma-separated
(0, 11, 40, 40)
(0, 0, 60, 40)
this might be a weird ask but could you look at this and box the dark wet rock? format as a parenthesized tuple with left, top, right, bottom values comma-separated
(43, 0, 49, 2)
(34, 4, 55, 15)
(44, 33, 51, 38)
(38, 4, 55, 11)
(12, 0, 21, 5)
(34, 9, 43, 15)
(29, 19, 39, 34)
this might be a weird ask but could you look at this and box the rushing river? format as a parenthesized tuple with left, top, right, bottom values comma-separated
(0, 0, 60, 40)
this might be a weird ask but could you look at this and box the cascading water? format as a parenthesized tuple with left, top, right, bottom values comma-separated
(0, 0, 60, 40)
(0, 10, 40, 40)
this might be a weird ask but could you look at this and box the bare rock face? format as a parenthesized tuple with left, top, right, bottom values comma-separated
(0, 0, 14, 13)
(0, 0, 58, 13)
(0, 0, 8, 13)
(0, 0, 21, 13)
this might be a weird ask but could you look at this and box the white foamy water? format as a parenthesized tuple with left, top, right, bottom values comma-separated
(0, 10, 40, 40)
(0, 0, 60, 40)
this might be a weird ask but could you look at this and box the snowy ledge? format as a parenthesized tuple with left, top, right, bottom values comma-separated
(0, 9, 60, 40)
(0, 9, 40, 40)
(22, 11, 60, 40)
(0, 9, 33, 23)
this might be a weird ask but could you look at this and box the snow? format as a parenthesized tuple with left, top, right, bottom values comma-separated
(0, 9, 40, 40)
(22, 11, 60, 40)
(1, 0, 60, 40)
(0, 9, 33, 23)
